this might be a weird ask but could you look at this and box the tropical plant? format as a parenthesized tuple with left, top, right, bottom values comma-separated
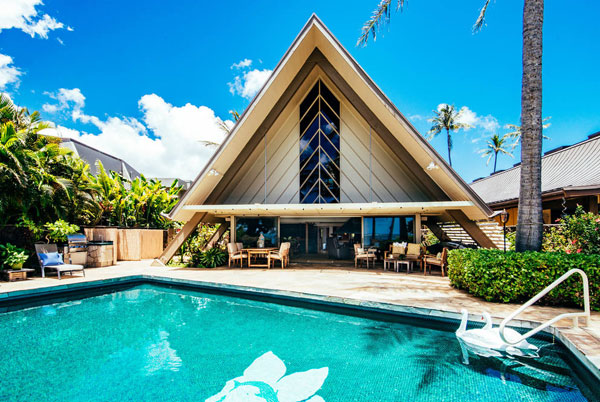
(359, 0, 546, 251)
(44, 219, 80, 243)
(427, 104, 470, 167)
(0, 243, 29, 270)
(479, 134, 513, 173)
(196, 247, 227, 268)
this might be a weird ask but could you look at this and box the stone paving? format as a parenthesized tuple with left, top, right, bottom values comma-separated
(1, 260, 598, 378)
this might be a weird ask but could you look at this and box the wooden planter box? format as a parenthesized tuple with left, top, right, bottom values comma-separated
(84, 227, 164, 262)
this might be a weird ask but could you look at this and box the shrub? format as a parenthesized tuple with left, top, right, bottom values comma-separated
(44, 220, 80, 243)
(448, 248, 600, 311)
(543, 206, 600, 254)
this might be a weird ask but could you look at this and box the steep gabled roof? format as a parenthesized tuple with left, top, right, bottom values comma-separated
(59, 137, 140, 180)
(471, 133, 600, 205)
(169, 14, 492, 221)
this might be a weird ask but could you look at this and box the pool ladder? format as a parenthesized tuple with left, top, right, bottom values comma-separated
(498, 269, 591, 345)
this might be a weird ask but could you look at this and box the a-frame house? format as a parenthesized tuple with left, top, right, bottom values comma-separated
(159, 15, 496, 264)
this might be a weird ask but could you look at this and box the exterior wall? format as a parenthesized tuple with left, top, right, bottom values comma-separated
(222, 71, 436, 205)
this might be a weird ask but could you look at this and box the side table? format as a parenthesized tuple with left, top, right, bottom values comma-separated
(2, 268, 35, 282)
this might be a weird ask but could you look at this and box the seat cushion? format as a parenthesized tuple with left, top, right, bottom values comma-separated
(38, 252, 64, 267)
(406, 243, 421, 256)
(46, 264, 84, 271)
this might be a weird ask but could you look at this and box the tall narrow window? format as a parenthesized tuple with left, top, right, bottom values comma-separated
(299, 80, 340, 203)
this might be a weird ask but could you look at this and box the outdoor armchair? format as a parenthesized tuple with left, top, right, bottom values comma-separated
(227, 243, 246, 268)
(268, 242, 290, 269)
(354, 244, 376, 269)
(424, 247, 448, 276)
(404, 243, 424, 272)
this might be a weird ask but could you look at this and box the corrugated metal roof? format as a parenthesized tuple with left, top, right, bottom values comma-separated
(470, 134, 600, 205)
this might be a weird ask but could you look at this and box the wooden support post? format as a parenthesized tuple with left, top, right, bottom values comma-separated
(424, 220, 452, 243)
(157, 212, 207, 265)
(415, 213, 422, 243)
(446, 209, 498, 249)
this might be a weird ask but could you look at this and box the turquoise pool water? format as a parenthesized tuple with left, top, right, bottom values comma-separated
(0, 284, 597, 402)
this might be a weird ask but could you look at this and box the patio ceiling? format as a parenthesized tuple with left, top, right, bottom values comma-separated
(182, 201, 474, 217)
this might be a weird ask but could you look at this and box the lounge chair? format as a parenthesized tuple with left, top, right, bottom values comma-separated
(227, 243, 246, 267)
(268, 242, 290, 269)
(424, 247, 448, 276)
(35, 244, 85, 279)
(354, 244, 375, 268)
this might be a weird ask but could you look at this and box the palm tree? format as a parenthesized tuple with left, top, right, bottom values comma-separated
(505, 116, 551, 149)
(480, 134, 513, 173)
(359, 0, 546, 251)
(427, 104, 469, 167)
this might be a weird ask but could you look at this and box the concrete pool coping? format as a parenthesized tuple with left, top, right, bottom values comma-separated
(1, 270, 599, 382)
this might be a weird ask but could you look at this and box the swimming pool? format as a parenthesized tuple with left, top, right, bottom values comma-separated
(0, 283, 597, 401)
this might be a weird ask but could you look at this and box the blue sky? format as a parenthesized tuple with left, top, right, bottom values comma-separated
(1, 0, 599, 181)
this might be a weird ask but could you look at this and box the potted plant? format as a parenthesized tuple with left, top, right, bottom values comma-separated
(0, 243, 30, 270)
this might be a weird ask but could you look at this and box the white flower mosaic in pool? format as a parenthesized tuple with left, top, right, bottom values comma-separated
(206, 351, 328, 402)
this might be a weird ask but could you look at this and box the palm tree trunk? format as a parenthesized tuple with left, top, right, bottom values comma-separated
(446, 128, 452, 167)
(516, 0, 544, 251)
(493, 151, 498, 173)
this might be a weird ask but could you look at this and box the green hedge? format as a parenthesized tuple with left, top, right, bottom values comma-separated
(448, 249, 600, 311)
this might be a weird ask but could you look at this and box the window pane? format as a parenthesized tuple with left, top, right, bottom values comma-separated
(362, 216, 415, 247)
(235, 217, 278, 247)
(300, 80, 340, 204)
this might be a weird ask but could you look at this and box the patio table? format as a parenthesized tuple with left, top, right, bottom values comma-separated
(245, 247, 277, 268)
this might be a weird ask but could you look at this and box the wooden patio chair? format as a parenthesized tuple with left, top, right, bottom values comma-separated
(35, 243, 85, 279)
(383, 244, 406, 271)
(354, 244, 375, 268)
(268, 243, 290, 269)
(424, 247, 448, 276)
(404, 243, 424, 272)
(227, 243, 245, 268)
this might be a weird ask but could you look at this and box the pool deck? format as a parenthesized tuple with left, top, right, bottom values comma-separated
(1, 260, 599, 379)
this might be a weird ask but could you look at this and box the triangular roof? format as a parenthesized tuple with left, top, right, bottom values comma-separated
(169, 14, 492, 222)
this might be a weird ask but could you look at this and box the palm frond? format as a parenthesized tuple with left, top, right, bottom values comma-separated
(473, 0, 492, 33)
(357, 0, 405, 47)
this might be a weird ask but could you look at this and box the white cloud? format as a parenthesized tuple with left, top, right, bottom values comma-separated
(43, 88, 86, 113)
(231, 58, 252, 69)
(41, 89, 231, 180)
(228, 68, 272, 100)
(0, 0, 70, 38)
(0, 53, 22, 90)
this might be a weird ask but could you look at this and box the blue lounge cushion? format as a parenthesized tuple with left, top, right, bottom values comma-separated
(38, 252, 64, 267)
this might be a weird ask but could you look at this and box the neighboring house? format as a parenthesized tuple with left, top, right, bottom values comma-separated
(471, 132, 600, 226)
(158, 15, 497, 264)
(59, 137, 141, 181)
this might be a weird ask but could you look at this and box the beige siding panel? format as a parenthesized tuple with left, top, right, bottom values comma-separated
(340, 103, 431, 203)
(224, 96, 300, 205)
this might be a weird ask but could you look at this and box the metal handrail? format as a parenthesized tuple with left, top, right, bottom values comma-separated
(499, 269, 590, 345)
